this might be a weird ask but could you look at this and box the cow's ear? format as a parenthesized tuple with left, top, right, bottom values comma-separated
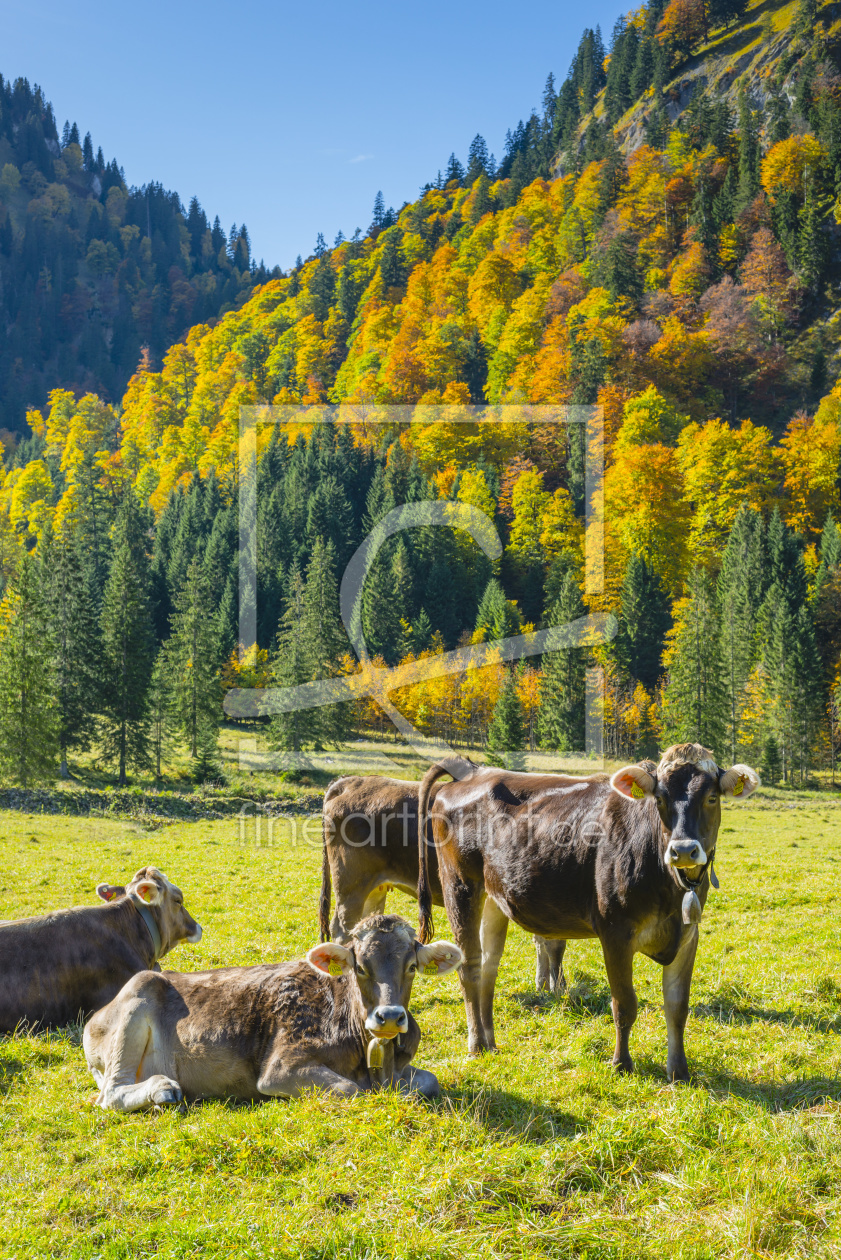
(610, 766, 656, 800)
(132, 880, 162, 905)
(415, 940, 463, 978)
(307, 942, 353, 978)
(96, 883, 125, 902)
(719, 764, 760, 799)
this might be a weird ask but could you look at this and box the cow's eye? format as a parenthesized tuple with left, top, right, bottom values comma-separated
(355, 964, 367, 977)
(408, 961, 417, 974)
(708, 795, 717, 804)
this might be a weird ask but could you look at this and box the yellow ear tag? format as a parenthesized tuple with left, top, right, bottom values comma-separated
(328, 960, 344, 977)
(423, 962, 439, 976)
(631, 781, 645, 799)
(141, 887, 153, 902)
(732, 778, 744, 796)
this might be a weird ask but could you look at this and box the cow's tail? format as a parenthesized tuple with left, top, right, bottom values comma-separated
(417, 755, 474, 945)
(319, 811, 333, 943)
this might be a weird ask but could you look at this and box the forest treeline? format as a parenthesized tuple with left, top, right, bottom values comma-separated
(0, 76, 279, 437)
(1, 0, 841, 786)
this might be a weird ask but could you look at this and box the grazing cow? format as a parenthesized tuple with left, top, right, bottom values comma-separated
(0, 867, 202, 1033)
(84, 914, 462, 1111)
(321, 770, 567, 992)
(417, 744, 759, 1080)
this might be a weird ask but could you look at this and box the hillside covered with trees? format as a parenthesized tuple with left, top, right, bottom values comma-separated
(1, 0, 841, 788)
(0, 76, 278, 440)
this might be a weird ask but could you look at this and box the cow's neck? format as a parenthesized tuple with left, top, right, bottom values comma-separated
(116, 898, 161, 966)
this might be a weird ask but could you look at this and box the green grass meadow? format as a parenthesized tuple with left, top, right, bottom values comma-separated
(1, 793, 840, 1259)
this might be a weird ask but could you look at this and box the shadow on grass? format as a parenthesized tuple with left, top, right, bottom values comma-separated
(0, 1056, 27, 1094)
(694, 985, 841, 1035)
(440, 1080, 585, 1140)
(510, 973, 613, 1019)
(703, 1072, 841, 1112)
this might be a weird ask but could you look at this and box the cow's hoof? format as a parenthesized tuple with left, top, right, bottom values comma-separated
(667, 1064, 690, 1084)
(611, 1057, 634, 1075)
(151, 1081, 183, 1107)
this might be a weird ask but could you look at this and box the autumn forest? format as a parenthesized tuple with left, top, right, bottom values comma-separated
(0, 0, 840, 787)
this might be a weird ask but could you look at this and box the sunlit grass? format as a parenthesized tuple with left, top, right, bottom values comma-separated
(1, 795, 840, 1257)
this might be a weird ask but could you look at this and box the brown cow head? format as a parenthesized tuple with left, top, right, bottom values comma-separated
(610, 744, 759, 879)
(307, 913, 462, 1040)
(97, 868, 202, 956)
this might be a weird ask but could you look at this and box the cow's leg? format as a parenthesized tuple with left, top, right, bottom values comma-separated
(257, 1058, 363, 1099)
(86, 1006, 181, 1113)
(478, 898, 508, 1050)
(662, 925, 698, 1083)
(601, 940, 638, 1074)
(362, 884, 389, 919)
(535, 937, 567, 993)
(441, 877, 489, 1056)
(330, 884, 371, 942)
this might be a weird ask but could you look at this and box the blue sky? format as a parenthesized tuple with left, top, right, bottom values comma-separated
(5, 0, 624, 270)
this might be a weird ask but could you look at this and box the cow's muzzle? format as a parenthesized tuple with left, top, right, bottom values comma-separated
(365, 1005, 409, 1038)
(665, 839, 707, 869)
(187, 924, 203, 943)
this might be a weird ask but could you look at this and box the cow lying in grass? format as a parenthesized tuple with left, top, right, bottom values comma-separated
(0, 867, 201, 1033)
(84, 914, 462, 1112)
(321, 769, 568, 992)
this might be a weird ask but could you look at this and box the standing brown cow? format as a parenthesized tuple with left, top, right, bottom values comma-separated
(417, 745, 759, 1080)
(320, 768, 567, 992)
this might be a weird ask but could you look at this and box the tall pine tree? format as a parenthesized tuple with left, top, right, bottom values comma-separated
(168, 556, 222, 762)
(0, 552, 59, 786)
(660, 567, 727, 752)
(538, 569, 586, 753)
(100, 492, 155, 785)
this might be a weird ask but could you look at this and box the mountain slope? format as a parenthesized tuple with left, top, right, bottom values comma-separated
(0, 76, 281, 441)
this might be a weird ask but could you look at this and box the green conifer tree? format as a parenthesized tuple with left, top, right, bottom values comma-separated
(613, 554, 671, 689)
(660, 567, 727, 752)
(42, 526, 103, 777)
(269, 565, 314, 753)
(798, 171, 828, 292)
(0, 552, 59, 786)
(148, 649, 177, 781)
(538, 569, 586, 753)
(303, 537, 351, 748)
(168, 557, 222, 762)
(717, 507, 766, 762)
(735, 84, 761, 212)
(486, 668, 526, 769)
(100, 492, 155, 785)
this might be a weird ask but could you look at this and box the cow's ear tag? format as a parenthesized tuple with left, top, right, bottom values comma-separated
(328, 960, 344, 977)
(423, 962, 439, 976)
(732, 777, 745, 796)
(631, 781, 645, 799)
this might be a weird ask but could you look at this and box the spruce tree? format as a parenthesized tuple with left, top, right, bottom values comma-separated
(486, 668, 526, 770)
(717, 507, 766, 762)
(735, 84, 761, 212)
(42, 526, 102, 777)
(302, 537, 351, 748)
(660, 567, 727, 752)
(613, 554, 671, 690)
(538, 569, 586, 753)
(148, 650, 177, 781)
(0, 552, 59, 786)
(168, 557, 222, 762)
(100, 492, 155, 785)
(269, 565, 314, 752)
(798, 171, 828, 292)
